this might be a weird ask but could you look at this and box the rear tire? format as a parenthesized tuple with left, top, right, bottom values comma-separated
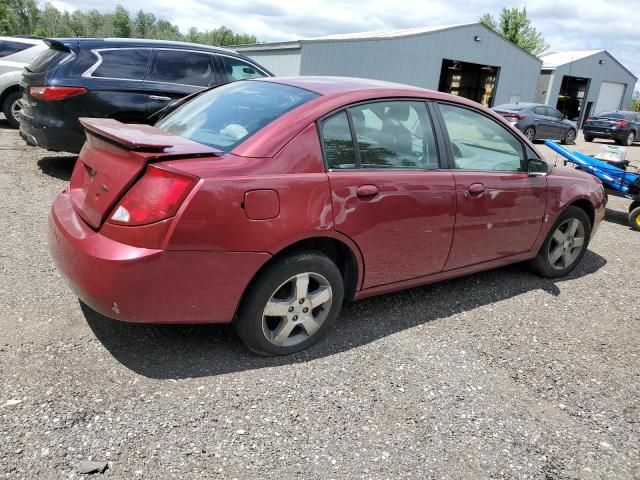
(562, 129, 576, 145)
(234, 251, 344, 356)
(524, 126, 536, 142)
(623, 131, 635, 146)
(584, 135, 593, 142)
(629, 207, 640, 231)
(2, 91, 21, 129)
(529, 206, 591, 278)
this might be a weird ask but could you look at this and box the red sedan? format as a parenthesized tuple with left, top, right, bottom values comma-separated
(48, 77, 606, 355)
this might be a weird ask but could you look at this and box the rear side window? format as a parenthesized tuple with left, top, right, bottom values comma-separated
(0, 40, 31, 58)
(322, 112, 357, 169)
(148, 50, 215, 87)
(221, 56, 266, 81)
(91, 49, 151, 80)
(156, 81, 318, 151)
(27, 48, 70, 73)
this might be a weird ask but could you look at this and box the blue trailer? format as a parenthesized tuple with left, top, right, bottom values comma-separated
(544, 139, 640, 231)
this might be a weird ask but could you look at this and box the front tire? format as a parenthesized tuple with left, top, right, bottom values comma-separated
(2, 91, 21, 129)
(529, 206, 591, 278)
(562, 129, 576, 145)
(234, 251, 344, 356)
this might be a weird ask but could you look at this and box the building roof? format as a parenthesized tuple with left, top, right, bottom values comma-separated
(539, 50, 603, 69)
(306, 23, 475, 41)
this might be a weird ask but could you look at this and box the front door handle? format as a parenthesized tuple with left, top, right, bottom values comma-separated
(149, 95, 172, 102)
(466, 183, 485, 197)
(356, 184, 379, 199)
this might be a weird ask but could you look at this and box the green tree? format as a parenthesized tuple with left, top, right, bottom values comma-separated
(480, 7, 549, 56)
(133, 10, 156, 38)
(112, 4, 131, 37)
(0, 0, 11, 34)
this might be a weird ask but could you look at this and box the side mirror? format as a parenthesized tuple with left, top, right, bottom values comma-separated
(527, 158, 549, 176)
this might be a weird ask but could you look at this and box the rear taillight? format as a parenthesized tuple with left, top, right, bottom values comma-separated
(614, 120, 629, 127)
(108, 166, 197, 226)
(503, 113, 523, 121)
(29, 86, 87, 101)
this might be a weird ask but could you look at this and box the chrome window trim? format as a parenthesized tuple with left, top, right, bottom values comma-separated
(81, 47, 269, 86)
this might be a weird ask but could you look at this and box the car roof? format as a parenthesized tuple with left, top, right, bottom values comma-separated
(257, 76, 439, 97)
(54, 37, 238, 55)
(494, 102, 539, 109)
(0, 36, 43, 46)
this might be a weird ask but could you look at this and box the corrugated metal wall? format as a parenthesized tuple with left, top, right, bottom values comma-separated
(235, 48, 301, 76)
(544, 51, 637, 125)
(298, 24, 542, 105)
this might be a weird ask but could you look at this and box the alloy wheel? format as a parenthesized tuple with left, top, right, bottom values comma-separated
(565, 129, 576, 144)
(525, 128, 535, 141)
(11, 99, 21, 124)
(547, 218, 586, 270)
(627, 132, 635, 145)
(261, 272, 333, 347)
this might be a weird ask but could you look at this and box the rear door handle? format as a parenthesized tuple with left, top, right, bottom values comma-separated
(149, 95, 172, 102)
(466, 183, 485, 197)
(356, 184, 379, 198)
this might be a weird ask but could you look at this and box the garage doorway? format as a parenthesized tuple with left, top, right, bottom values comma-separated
(556, 75, 589, 122)
(438, 59, 500, 107)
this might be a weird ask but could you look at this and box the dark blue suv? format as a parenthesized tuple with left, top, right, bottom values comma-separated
(19, 38, 272, 153)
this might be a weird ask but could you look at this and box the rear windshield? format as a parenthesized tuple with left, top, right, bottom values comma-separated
(596, 112, 624, 119)
(156, 81, 318, 151)
(26, 48, 70, 73)
(0, 40, 31, 58)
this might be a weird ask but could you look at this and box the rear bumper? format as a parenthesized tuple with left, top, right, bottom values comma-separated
(582, 127, 628, 141)
(19, 108, 85, 153)
(48, 190, 271, 324)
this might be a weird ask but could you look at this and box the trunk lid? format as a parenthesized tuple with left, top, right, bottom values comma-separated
(69, 118, 221, 229)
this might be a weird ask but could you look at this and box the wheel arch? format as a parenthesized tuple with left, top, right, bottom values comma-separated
(0, 84, 20, 108)
(235, 234, 364, 320)
(569, 198, 595, 228)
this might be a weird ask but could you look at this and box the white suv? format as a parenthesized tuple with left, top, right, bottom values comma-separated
(0, 36, 48, 128)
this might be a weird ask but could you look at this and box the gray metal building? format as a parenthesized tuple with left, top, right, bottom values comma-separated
(536, 50, 637, 126)
(236, 23, 542, 108)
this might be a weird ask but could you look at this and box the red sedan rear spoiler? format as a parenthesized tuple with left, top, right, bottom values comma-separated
(79, 118, 222, 156)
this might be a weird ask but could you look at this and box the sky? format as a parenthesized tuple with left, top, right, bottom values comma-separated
(51, 0, 640, 90)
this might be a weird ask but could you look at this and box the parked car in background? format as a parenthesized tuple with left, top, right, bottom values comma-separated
(583, 110, 640, 146)
(19, 38, 272, 153)
(48, 77, 605, 356)
(0, 36, 47, 128)
(492, 102, 577, 144)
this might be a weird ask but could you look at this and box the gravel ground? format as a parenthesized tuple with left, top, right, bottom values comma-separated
(1, 119, 639, 479)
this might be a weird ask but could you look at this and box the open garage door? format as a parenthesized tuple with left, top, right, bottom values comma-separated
(594, 82, 625, 114)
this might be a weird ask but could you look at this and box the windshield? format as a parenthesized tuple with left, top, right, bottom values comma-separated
(156, 81, 319, 151)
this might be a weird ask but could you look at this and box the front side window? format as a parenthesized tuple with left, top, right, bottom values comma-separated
(545, 107, 562, 119)
(149, 50, 215, 87)
(439, 103, 525, 172)
(156, 81, 318, 151)
(221, 56, 266, 81)
(92, 49, 151, 80)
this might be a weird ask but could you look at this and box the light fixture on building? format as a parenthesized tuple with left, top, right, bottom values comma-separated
(474, 35, 482, 42)
(599, 59, 605, 64)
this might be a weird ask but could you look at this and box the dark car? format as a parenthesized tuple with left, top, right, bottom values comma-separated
(19, 38, 272, 153)
(492, 102, 577, 144)
(583, 110, 639, 146)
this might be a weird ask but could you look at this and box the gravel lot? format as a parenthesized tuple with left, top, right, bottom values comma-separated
(1, 118, 639, 479)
